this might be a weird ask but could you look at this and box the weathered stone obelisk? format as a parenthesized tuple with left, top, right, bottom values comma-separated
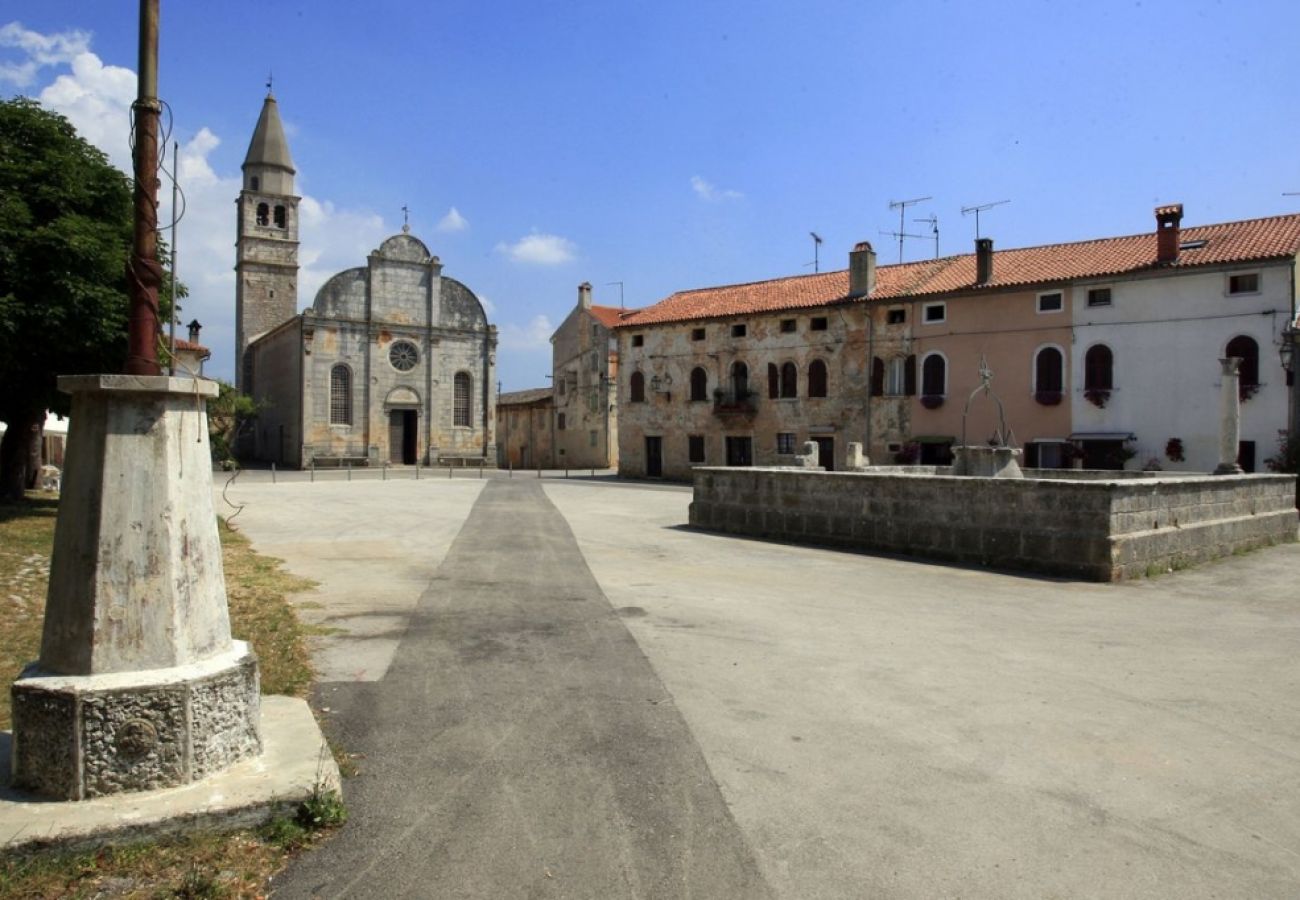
(9, 0, 261, 800)
(1214, 357, 1245, 476)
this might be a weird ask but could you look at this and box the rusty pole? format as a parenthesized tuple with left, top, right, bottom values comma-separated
(125, 0, 162, 376)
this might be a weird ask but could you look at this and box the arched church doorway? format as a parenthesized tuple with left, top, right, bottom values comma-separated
(386, 387, 420, 465)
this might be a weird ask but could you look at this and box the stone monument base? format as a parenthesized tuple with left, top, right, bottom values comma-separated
(951, 445, 1024, 478)
(11, 643, 260, 801)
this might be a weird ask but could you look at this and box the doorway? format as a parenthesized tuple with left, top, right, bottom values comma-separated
(725, 436, 753, 467)
(388, 409, 418, 464)
(645, 436, 663, 477)
(813, 436, 834, 471)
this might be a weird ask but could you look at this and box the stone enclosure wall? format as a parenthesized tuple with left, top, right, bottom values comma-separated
(689, 467, 1298, 581)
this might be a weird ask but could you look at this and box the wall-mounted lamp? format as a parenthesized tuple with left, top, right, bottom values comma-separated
(650, 373, 673, 393)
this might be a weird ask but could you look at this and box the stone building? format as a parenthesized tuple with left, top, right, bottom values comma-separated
(551, 283, 629, 469)
(616, 205, 1300, 479)
(496, 388, 555, 469)
(236, 93, 497, 467)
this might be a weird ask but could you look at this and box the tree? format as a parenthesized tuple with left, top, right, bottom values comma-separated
(0, 98, 134, 500)
(207, 381, 260, 468)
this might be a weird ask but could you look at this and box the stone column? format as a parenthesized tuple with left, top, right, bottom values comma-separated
(11, 375, 261, 800)
(1214, 357, 1244, 475)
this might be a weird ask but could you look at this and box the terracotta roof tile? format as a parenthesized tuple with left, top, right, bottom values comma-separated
(617, 213, 1300, 328)
(169, 336, 209, 353)
(588, 305, 637, 329)
(498, 387, 553, 406)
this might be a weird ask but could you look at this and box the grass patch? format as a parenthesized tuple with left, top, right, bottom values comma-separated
(0, 494, 335, 897)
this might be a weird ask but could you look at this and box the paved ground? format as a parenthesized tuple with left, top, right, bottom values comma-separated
(219, 473, 1300, 899)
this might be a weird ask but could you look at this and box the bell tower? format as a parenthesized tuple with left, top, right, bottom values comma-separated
(235, 91, 299, 391)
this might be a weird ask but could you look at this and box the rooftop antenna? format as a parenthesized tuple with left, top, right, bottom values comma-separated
(809, 232, 823, 273)
(606, 281, 624, 309)
(888, 196, 932, 263)
(961, 199, 1010, 240)
(914, 213, 939, 259)
(879, 228, 929, 261)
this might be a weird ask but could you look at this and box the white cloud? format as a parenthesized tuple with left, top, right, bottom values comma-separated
(495, 232, 576, 265)
(498, 314, 554, 350)
(437, 206, 468, 233)
(691, 175, 743, 202)
(0, 22, 90, 87)
(18, 26, 390, 382)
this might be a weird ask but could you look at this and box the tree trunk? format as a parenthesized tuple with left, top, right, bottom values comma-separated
(25, 419, 44, 489)
(0, 408, 43, 501)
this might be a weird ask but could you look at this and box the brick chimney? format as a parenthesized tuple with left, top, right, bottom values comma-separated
(1156, 203, 1183, 264)
(849, 241, 876, 296)
(186, 319, 202, 344)
(975, 238, 993, 284)
(578, 281, 593, 309)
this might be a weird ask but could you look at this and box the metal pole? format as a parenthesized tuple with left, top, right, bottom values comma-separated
(347, 462, 351, 482)
(167, 139, 178, 375)
(382, 462, 387, 481)
(448, 465, 452, 479)
(415, 462, 420, 480)
(310, 459, 315, 482)
(270, 462, 276, 484)
(125, 0, 162, 375)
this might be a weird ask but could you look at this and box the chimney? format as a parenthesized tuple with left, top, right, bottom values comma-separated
(186, 319, 202, 344)
(849, 241, 876, 296)
(1156, 203, 1183, 264)
(578, 281, 593, 310)
(975, 238, 993, 284)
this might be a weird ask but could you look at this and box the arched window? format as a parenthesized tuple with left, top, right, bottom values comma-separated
(630, 370, 645, 403)
(781, 362, 798, 398)
(274, 204, 287, 229)
(256, 202, 269, 226)
(1225, 335, 1259, 387)
(690, 367, 708, 402)
(453, 372, 471, 426)
(904, 354, 917, 396)
(767, 363, 779, 399)
(731, 362, 749, 399)
(807, 359, 828, 398)
(871, 357, 885, 397)
(1084, 345, 1113, 391)
(1034, 346, 1065, 402)
(921, 354, 946, 397)
(329, 365, 351, 425)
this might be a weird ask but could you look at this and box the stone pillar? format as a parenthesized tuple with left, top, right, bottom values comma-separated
(11, 375, 261, 800)
(846, 442, 868, 471)
(797, 441, 819, 468)
(1214, 358, 1244, 475)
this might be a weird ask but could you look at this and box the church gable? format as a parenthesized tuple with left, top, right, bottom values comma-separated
(312, 267, 367, 319)
(440, 278, 488, 330)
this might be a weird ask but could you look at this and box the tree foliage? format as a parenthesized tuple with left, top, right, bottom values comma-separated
(207, 381, 260, 468)
(0, 98, 133, 499)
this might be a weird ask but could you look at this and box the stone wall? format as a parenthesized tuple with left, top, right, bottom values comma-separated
(689, 467, 1298, 581)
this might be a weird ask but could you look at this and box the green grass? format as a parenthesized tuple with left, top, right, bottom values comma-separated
(0, 494, 338, 898)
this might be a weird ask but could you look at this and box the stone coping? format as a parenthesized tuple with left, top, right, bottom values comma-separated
(57, 374, 219, 399)
(16, 642, 251, 692)
(692, 466, 1293, 489)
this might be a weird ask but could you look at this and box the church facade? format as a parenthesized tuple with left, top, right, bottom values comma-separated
(236, 94, 497, 467)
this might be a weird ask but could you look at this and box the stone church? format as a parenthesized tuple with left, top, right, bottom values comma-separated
(236, 93, 497, 467)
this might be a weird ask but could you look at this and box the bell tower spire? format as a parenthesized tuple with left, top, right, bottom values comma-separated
(235, 91, 299, 392)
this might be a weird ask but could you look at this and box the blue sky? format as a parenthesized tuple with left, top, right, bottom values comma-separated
(4, 1, 1299, 390)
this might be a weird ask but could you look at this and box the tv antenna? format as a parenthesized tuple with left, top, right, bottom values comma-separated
(961, 200, 1010, 240)
(914, 213, 939, 259)
(879, 228, 929, 262)
(808, 232, 823, 273)
(606, 281, 624, 309)
(888, 196, 932, 262)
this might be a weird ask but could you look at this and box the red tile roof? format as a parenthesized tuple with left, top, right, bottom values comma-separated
(617, 212, 1300, 328)
(588, 305, 637, 329)
(169, 336, 210, 354)
(498, 387, 553, 406)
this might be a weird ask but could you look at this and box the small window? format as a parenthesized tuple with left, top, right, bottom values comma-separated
(923, 303, 946, 323)
(557, 413, 566, 431)
(777, 433, 796, 454)
(688, 435, 706, 463)
(274, 204, 287, 229)
(1228, 273, 1260, 295)
(809, 316, 828, 331)
(887, 308, 906, 324)
(631, 334, 644, 347)
(690, 366, 708, 402)
(731, 323, 747, 338)
(250, 176, 260, 191)
(691, 327, 706, 341)
(1087, 288, 1112, 307)
(389, 340, 419, 372)
(780, 362, 798, 398)
(558, 377, 566, 397)
(807, 359, 828, 398)
(1037, 291, 1064, 314)
(630, 371, 645, 402)
(780, 319, 796, 333)
(453, 372, 471, 426)
(870, 357, 884, 397)
(887, 442, 902, 454)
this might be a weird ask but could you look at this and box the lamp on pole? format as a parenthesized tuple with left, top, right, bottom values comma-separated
(1281, 322, 1299, 445)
